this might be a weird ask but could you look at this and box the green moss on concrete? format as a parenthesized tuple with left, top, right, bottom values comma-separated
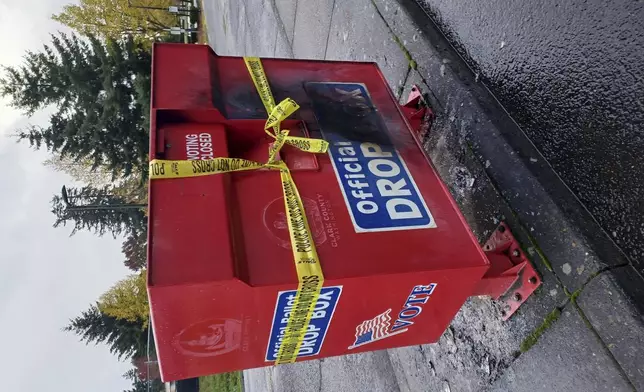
(531, 244, 554, 272)
(368, 0, 418, 70)
(505, 207, 554, 273)
(576, 303, 596, 331)
(392, 34, 417, 69)
(566, 269, 603, 304)
(567, 287, 582, 303)
(520, 307, 562, 353)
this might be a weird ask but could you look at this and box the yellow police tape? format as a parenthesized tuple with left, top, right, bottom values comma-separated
(149, 56, 328, 365)
(244, 57, 329, 156)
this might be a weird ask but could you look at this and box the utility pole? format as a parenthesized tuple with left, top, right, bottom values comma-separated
(61, 185, 147, 212)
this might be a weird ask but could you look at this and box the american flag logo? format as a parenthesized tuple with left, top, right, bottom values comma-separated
(348, 309, 408, 350)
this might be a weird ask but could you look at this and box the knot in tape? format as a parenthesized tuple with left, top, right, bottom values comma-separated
(149, 56, 329, 365)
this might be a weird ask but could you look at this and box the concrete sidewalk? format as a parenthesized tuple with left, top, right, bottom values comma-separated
(202, 0, 643, 390)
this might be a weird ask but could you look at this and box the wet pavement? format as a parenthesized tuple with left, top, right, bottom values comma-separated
(415, 0, 644, 279)
(203, 0, 643, 390)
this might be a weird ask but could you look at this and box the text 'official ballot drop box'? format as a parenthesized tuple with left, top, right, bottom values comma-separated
(147, 44, 541, 381)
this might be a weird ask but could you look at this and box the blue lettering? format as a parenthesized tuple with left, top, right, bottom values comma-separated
(391, 284, 438, 332)
(309, 82, 436, 232)
(392, 319, 413, 332)
(399, 306, 422, 319)
(405, 295, 429, 306)
(412, 284, 437, 296)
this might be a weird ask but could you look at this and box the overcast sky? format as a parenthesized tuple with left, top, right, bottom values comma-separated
(0, 0, 133, 391)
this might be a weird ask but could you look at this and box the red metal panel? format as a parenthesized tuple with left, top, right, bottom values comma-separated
(151, 44, 214, 109)
(147, 44, 490, 381)
(149, 269, 486, 380)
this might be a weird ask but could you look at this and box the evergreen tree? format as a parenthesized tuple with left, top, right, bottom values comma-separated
(123, 367, 164, 392)
(51, 185, 147, 237)
(123, 368, 139, 382)
(123, 231, 148, 271)
(64, 304, 148, 360)
(124, 378, 164, 392)
(0, 33, 151, 177)
(111, 174, 149, 204)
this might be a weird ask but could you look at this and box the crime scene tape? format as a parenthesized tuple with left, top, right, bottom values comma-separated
(149, 57, 328, 365)
(244, 57, 329, 155)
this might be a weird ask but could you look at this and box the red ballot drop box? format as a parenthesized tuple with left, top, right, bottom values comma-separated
(147, 44, 540, 381)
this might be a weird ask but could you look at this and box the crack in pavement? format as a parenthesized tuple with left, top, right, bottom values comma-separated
(322, 0, 338, 60)
(318, 359, 323, 392)
(268, 0, 296, 56)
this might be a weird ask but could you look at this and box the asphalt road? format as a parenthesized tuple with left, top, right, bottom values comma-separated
(416, 0, 644, 278)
